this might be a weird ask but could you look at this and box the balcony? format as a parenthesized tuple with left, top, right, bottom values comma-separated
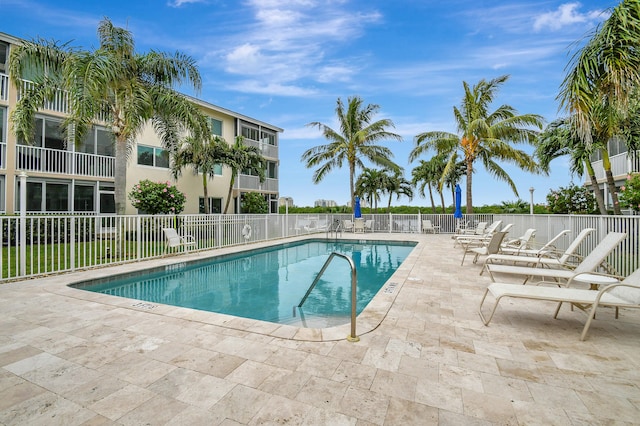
(15, 145, 115, 178)
(243, 138, 278, 159)
(587, 150, 640, 182)
(235, 175, 278, 192)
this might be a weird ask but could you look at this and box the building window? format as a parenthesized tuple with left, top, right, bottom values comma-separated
(18, 180, 70, 212)
(74, 184, 95, 212)
(267, 161, 277, 179)
(0, 175, 5, 213)
(0, 41, 8, 73)
(21, 116, 66, 148)
(0, 107, 5, 144)
(261, 130, 277, 146)
(209, 117, 222, 136)
(137, 145, 169, 168)
(241, 124, 259, 142)
(199, 197, 222, 213)
(78, 126, 113, 156)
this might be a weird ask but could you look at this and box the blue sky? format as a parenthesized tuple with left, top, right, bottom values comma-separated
(2, 0, 613, 207)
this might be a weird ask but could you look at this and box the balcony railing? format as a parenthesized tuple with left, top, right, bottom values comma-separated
(235, 175, 278, 192)
(15, 145, 115, 177)
(243, 138, 278, 158)
(588, 150, 640, 182)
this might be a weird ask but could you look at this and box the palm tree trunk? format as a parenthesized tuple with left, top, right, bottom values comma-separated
(202, 174, 209, 214)
(585, 161, 607, 215)
(428, 186, 436, 213)
(114, 136, 128, 215)
(349, 163, 356, 214)
(465, 160, 473, 214)
(601, 149, 622, 214)
(439, 190, 446, 213)
(223, 173, 236, 214)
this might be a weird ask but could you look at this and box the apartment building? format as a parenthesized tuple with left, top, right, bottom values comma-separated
(584, 136, 640, 211)
(0, 32, 282, 215)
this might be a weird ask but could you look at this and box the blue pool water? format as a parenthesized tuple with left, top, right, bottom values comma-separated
(72, 239, 416, 327)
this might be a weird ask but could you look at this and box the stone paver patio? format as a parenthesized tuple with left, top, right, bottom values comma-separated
(1, 233, 639, 425)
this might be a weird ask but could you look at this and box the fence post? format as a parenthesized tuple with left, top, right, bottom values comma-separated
(19, 172, 27, 277)
(70, 216, 75, 271)
(136, 215, 141, 260)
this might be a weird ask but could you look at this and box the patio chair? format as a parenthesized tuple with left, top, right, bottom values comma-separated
(482, 228, 594, 274)
(454, 220, 502, 247)
(479, 267, 640, 340)
(499, 229, 571, 256)
(163, 228, 197, 253)
(364, 220, 374, 232)
(483, 231, 627, 284)
(343, 220, 355, 232)
(500, 228, 536, 252)
(422, 219, 440, 234)
(461, 231, 508, 266)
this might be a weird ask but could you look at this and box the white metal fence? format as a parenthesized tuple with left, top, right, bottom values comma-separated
(1, 212, 638, 281)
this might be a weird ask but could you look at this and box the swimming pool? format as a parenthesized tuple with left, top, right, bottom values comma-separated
(72, 239, 416, 327)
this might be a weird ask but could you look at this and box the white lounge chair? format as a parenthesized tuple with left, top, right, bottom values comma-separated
(454, 220, 502, 247)
(461, 231, 508, 266)
(498, 229, 571, 256)
(422, 219, 440, 234)
(484, 232, 626, 284)
(500, 228, 536, 252)
(163, 228, 197, 252)
(482, 228, 595, 274)
(364, 220, 374, 232)
(343, 220, 355, 232)
(479, 267, 640, 340)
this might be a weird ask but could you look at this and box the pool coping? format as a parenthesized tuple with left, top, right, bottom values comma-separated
(24, 233, 426, 342)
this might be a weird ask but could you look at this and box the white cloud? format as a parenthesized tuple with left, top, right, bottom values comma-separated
(533, 2, 605, 32)
(168, 0, 206, 7)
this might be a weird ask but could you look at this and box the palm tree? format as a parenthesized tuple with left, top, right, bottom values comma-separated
(559, 0, 640, 143)
(9, 18, 209, 215)
(409, 75, 543, 213)
(383, 170, 413, 212)
(535, 118, 607, 214)
(222, 136, 266, 214)
(355, 168, 384, 212)
(172, 135, 228, 214)
(411, 160, 440, 213)
(302, 96, 403, 212)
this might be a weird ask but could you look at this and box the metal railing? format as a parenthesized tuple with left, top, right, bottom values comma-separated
(1, 212, 638, 282)
(15, 145, 115, 177)
(295, 252, 359, 341)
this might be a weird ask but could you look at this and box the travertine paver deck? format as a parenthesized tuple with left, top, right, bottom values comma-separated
(0, 233, 639, 425)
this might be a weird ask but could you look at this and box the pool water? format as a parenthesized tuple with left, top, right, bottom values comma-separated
(72, 239, 416, 327)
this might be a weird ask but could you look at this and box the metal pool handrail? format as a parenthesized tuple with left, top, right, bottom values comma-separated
(296, 252, 359, 342)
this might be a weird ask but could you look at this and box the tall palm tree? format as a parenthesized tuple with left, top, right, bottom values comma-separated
(355, 168, 384, 212)
(409, 75, 543, 213)
(302, 96, 403, 212)
(172, 135, 228, 214)
(411, 160, 440, 213)
(9, 18, 209, 215)
(383, 170, 413, 212)
(535, 118, 607, 214)
(222, 136, 266, 214)
(559, 0, 640, 144)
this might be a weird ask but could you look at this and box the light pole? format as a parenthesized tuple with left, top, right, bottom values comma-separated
(529, 187, 535, 215)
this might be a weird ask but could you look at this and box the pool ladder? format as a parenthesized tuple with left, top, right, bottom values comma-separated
(295, 252, 359, 342)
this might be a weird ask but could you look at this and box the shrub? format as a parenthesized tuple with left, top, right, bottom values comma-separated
(546, 184, 597, 214)
(619, 173, 640, 212)
(241, 192, 268, 214)
(128, 180, 186, 214)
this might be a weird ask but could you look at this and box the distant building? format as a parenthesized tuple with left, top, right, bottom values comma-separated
(314, 199, 338, 208)
(278, 197, 294, 208)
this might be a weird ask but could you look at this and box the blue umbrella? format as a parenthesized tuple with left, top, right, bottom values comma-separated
(354, 196, 362, 218)
(454, 184, 463, 218)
